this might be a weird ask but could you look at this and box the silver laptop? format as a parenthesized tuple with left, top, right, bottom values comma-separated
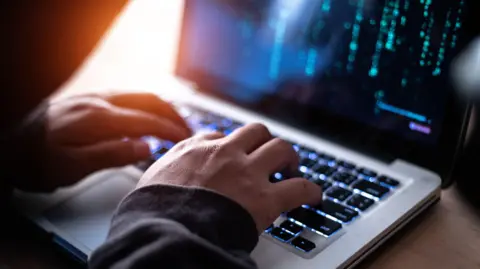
(12, 0, 472, 268)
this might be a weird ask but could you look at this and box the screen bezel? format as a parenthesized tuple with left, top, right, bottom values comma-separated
(175, 0, 474, 187)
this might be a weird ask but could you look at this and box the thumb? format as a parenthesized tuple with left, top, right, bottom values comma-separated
(75, 139, 151, 173)
(272, 178, 323, 213)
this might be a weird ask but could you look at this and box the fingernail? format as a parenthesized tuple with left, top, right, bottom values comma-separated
(133, 140, 151, 158)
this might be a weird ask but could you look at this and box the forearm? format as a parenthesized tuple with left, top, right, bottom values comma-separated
(89, 185, 259, 269)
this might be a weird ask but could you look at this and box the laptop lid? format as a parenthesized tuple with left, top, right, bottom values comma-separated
(174, 0, 473, 187)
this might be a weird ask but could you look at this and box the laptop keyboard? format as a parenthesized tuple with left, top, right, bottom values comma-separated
(142, 105, 401, 256)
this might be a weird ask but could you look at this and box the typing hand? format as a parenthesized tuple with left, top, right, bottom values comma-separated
(16, 92, 191, 192)
(138, 123, 323, 232)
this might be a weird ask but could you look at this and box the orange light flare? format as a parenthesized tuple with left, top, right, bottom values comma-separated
(59, 0, 187, 99)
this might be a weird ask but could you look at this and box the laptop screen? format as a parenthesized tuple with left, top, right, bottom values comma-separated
(176, 0, 468, 146)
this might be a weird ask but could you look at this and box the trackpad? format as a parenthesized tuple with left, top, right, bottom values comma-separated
(44, 172, 136, 251)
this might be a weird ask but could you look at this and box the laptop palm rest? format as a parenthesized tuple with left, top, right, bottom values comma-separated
(43, 172, 136, 251)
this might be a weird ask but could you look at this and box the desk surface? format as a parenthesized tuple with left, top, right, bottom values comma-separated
(3, 1, 480, 268)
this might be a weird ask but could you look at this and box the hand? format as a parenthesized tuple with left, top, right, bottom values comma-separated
(138, 123, 322, 232)
(17, 92, 191, 192)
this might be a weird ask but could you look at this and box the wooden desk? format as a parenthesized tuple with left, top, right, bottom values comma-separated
(2, 1, 480, 268)
(361, 186, 480, 269)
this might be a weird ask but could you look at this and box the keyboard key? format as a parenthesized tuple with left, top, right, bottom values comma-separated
(153, 146, 170, 155)
(291, 237, 316, 253)
(198, 115, 216, 126)
(377, 175, 400, 187)
(337, 160, 356, 170)
(204, 123, 220, 132)
(270, 172, 284, 183)
(300, 158, 317, 168)
(352, 180, 390, 198)
(297, 145, 309, 152)
(143, 136, 163, 153)
(223, 128, 234, 136)
(311, 178, 333, 190)
(176, 105, 194, 118)
(152, 144, 173, 160)
(347, 194, 375, 211)
(287, 208, 342, 236)
(163, 141, 175, 149)
(298, 150, 311, 159)
(220, 118, 234, 127)
(332, 172, 357, 185)
(215, 125, 228, 133)
(280, 220, 303, 235)
(326, 187, 353, 201)
(318, 153, 336, 162)
(357, 168, 377, 178)
(229, 123, 243, 131)
(292, 144, 301, 152)
(270, 227, 295, 242)
(314, 165, 336, 177)
(315, 200, 359, 223)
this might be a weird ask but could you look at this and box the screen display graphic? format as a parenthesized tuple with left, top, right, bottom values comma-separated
(180, 0, 467, 144)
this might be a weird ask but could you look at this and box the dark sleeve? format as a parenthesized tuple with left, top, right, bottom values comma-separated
(89, 185, 260, 269)
(0, 102, 49, 204)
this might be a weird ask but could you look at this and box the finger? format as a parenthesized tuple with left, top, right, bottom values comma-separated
(249, 138, 299, 174)
(73, 139, 151, 174)
(225, 123, 272, 153)
(103, 107, 191, 143)
(272, 178, 323, 213)
(195, 131, 226, 141)
(106, 92, 192, 135)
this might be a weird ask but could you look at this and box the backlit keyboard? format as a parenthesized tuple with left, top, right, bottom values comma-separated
(141, 105, 401, 256)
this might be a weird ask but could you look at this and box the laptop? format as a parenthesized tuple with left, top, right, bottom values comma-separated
(11, 0, 472, 268)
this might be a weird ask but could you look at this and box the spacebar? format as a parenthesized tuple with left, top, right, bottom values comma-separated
(287, 207, 342, 236)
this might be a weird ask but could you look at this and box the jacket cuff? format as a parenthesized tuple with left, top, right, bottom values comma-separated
(110, 185, 259, 253)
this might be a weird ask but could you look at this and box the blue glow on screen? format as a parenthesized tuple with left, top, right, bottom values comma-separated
(182, 0, 466, 142)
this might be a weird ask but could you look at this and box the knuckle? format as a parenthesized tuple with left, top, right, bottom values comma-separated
(68, 98, 107, 112)
(272, 138, 298, 162)
(180, 143, 202, 158)
(215, 141, 236, 156)
(177, 135, 211, 152)
(271, 138, 292, 151)
(78, 104, 110, 119)
(81, 93, 103, 99)
(200, 131, 225, 140)
(250, 123, 270, 135)
(68, 101, 94, 112)
(174, 137, 191, 150)
(179, 139, 219, 158)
